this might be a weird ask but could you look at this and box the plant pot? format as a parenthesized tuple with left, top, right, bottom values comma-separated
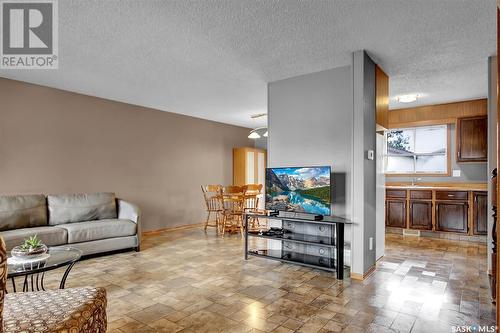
(11, 244, 48, 259)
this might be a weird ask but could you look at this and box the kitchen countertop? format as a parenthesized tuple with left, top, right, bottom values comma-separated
(385, 182, 487, 191)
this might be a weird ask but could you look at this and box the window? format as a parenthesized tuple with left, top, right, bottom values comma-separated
(384, 125, 449, 175)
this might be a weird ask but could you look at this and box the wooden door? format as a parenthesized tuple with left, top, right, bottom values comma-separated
(473, 191, 488, 235)
(386, 200, 406, 228)
(435, 201, 468, 233)
(409, 201, 432, 230)
(457, 116, 487, 162)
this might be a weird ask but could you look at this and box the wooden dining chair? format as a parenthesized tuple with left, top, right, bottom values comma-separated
(243, 184, 264, 230)
(220, 185, 246, 237)
(201, 185, 223, 232)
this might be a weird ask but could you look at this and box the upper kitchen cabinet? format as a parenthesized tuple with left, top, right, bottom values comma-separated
(456, 115, 487, 162)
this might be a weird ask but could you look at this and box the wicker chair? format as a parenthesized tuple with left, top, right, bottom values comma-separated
(0, 237, 107, 332)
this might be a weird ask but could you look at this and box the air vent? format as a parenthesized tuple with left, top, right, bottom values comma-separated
(403, 229, 420, 237)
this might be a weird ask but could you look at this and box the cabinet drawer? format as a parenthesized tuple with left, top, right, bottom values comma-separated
(435, 190, 468, 201)
(410, 190, 432, 200)
(386, 189, 407, 199)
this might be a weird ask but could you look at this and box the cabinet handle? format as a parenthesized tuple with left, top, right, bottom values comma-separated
(448, 194, 454, 197)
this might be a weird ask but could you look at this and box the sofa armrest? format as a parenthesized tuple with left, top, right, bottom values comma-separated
(116, 199, 141, 251)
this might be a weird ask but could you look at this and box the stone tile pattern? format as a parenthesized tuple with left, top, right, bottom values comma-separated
(19, 229, 494, 333)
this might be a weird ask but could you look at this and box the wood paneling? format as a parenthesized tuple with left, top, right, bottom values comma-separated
(457, 116, 488, 162)
(376, 65, 389, 131)
(388, 99, 487, 128)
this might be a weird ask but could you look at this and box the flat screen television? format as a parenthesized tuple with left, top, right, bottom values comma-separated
(265, 166, 331, 216)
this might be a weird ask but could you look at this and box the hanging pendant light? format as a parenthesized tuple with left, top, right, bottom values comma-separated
(248, 130, 261, 139)
(248, 127, 267, 139)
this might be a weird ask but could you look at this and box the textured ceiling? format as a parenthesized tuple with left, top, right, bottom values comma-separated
(0, 0, 495, 127)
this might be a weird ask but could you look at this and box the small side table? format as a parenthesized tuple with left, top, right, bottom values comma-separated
(7, 247, 82, 292)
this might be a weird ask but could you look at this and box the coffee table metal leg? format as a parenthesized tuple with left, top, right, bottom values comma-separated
(41, 272, 46, 291)
(10, 277, 16, 293)
(59, 262, 76, 289)
(22, 275, 28, 292)
(36, 273, 41, 291)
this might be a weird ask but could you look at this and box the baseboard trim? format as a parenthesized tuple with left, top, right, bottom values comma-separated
(350, 265, 376, 280)
(142, 223, 203, 236)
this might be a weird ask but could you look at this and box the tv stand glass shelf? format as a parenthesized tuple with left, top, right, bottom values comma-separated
(244, 213, 352, 280)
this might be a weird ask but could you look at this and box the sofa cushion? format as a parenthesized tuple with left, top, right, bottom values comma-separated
(57, 219, 136, 244)
(48, 192, 117, 225)
(0, 226, 68, 251)
(0, 195, 47, 231)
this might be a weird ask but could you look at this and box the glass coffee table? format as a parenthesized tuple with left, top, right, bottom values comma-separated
(7, 247, 82, 292)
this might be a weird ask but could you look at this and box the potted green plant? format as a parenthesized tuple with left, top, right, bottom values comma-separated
(11, 235, 48, 258)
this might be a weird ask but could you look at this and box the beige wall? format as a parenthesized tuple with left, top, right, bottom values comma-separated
(0, 78, 253, 232)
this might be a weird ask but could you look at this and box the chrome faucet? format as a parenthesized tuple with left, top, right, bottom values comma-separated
(411, 177, 422, 186)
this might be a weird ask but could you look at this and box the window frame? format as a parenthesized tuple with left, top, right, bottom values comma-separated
(384, 124, 451, 177)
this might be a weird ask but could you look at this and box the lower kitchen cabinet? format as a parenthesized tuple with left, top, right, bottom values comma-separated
(435, 201, 468, 233)
(386, 200, 406, 228)
(473, 191, 487, 235)
(409, 201, 432, 230)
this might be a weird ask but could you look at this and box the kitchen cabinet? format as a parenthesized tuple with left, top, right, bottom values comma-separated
(385, 185, 487, 237)
(385, 190, 407, 228)
(435, 201, 468, 233)
(473, 191, 487, 235)
(409, 201, 432, 230)
(408, 190, 432, 230)
(386, 200, 406, 228)
(457, 116, 487, 162)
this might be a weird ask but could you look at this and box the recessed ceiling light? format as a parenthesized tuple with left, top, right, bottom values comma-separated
(397, 94, 419, 103)
(263, 131, 268, 137)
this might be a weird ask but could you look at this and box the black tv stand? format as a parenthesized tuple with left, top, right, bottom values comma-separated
(244, 213, 352, 280)
(267, 210, 280, 217)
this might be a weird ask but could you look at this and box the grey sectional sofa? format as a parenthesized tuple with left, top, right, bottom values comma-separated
(0, 192, 141, 255)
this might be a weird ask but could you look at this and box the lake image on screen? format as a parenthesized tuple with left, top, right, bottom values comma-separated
(266, 167, 331, 215)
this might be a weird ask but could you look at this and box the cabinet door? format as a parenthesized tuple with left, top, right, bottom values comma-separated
(386, 200, 406, 228)
(473, 191, 487, 235)
(435, 201, 468, 233)
(409, 201, 432, 230)
(457, 116, 487, 162)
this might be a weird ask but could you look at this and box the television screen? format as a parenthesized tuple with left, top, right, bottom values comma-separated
(265, 166, 331, 215)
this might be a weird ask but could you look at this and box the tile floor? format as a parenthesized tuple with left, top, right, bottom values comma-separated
(26, 229, 495, 333)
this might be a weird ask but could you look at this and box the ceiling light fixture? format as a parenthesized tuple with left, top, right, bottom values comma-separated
(248, 127, 267, 139)
(397, 94, 419, 103)
(263, 131, 268, 137)
(248, 131, 261, 139)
